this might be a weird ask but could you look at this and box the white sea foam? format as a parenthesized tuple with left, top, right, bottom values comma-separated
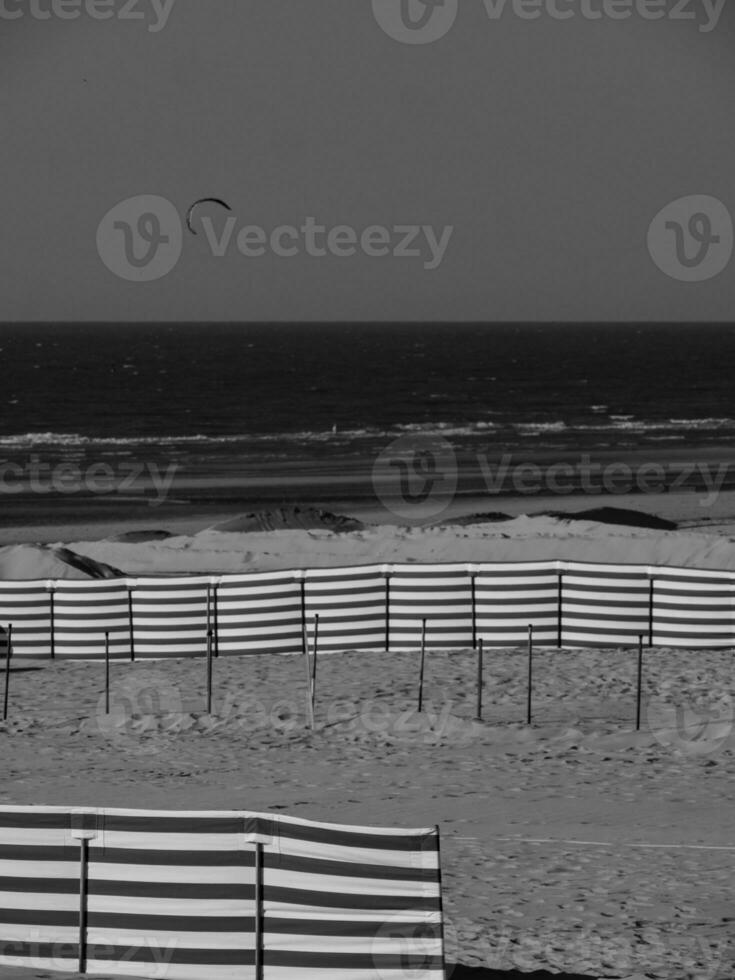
(0, 415, 733, 451)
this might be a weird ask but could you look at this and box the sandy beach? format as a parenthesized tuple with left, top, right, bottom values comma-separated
(0, 644, 732, 979)
(0, 505, 732, 979)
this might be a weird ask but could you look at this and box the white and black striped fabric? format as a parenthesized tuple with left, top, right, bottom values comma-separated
(651, 567, 735, 647)
(474, 561, 560, 647)
(216, 573, 302, 657)
(303, 566, 386, 653)
(0, 582, 50, 659)
(130, 578, 212, 660)
(0, 807, 444, 980)
(388, 565, 473, 650)
(53, 581, 131, 660)
(0, 561, 734, 660)
(561, 562, 650, 647)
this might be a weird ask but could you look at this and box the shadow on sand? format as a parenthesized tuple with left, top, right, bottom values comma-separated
(448, 967, 595, 980)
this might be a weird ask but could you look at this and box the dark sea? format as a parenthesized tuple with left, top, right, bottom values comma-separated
(1, 321, 734, 453)
(0, 322, 734, 522)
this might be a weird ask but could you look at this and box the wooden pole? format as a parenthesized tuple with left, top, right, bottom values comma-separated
(557, 574, 563, 648)
(213, 584, 220, 658)
(206, 629, 213, 714)
(648, 577, 655, 647)
(527, 624, 534, 726)
(2, 624, 11, 722)
(384, 573, 391, 652)
(49, 588, 55, 660)
(104, 632, 110, 715)
(303, 624, 315, 730)
(127, 588, 135, 663)
(78, 838, 88, 974)
(470, 573, 477, 649)
(435, 825, 447, 980)
(299, 575, 307, 657)
(636, 634, 644, 731)
(254, 842, 264, 980)
(476, 637, 484, 721)
(418, 618, 427, 713)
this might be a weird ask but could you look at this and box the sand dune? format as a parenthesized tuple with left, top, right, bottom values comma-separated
(54, 513, 735, 576)
(0, 544, 122, 580)
(208, 505, 365, 533)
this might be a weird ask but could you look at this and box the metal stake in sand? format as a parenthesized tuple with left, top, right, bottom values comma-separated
(526, 624, 534, 726)
(104, 632, 110, 715)
(636, 634, 644, 731)
(418, 618, 427, 713)
(476, 637, 484, 721)
(2, 624, 11, 722)
(206, 629, 214, 714)
(302, 624, 315, 730)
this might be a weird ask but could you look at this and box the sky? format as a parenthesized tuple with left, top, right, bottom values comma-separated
(2, 0, 735, 322)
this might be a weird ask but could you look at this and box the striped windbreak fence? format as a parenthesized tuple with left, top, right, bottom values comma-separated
(0, 561, 734, 660)
(0, 806, 445, 980)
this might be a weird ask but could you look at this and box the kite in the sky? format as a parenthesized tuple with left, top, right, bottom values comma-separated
(186, 198, 232, 235)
